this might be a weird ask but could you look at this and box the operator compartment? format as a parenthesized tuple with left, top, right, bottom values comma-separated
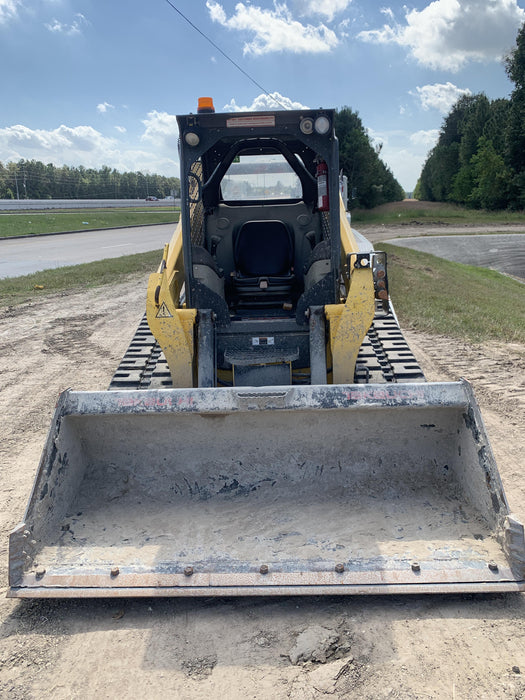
(180, 111, 340, 388)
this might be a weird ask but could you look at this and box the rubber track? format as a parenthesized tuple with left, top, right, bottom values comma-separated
(108, 315, 169, 390)
(355, 302, 425, 384)
(109, 304, 425, 390)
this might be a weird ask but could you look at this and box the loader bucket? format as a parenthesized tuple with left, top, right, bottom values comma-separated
(9, 381, 525, 597)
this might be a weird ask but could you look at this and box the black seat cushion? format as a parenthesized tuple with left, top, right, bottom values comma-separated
(235, 221, 293, 277)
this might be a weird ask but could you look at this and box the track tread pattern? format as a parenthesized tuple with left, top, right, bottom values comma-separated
(109, 315, 169, 390)
(355, 302, 425, 384)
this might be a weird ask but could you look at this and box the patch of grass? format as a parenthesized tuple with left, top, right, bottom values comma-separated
(4, 241, 524, 348)
(0, 209, 179, 237)
(351, 202, 525, 227)
(0, 250, 162, 308)
(382, 243, 525, 344)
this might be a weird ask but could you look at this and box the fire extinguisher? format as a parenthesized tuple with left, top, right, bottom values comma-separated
(316, 160, 329, 211)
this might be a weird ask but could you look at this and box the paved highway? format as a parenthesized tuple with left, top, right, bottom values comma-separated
(0, 224, 175, 278)
(0, 198, 180, 210)
(2, 225, 525, 282)
(387, 233, 525, 281)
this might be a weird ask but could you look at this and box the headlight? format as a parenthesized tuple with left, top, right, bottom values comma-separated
(299, 117, 314, 135)
(184, 131, 200, 147)
(314, 116, 330, 135)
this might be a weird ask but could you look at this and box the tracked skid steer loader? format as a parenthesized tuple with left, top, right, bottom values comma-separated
(9, 101, 525, 598)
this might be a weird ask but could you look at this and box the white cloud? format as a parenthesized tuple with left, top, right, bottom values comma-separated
(294, 0, 352, 22)
(384, 147, 427, 191)
(206, 1, 339, 55)
(0, 0, 20, 24)
(97, 102, 114, 114)
(410, 129, 440, 147)
(109, 149, 178, 176)
(223, 92, 310, 112)
(339, 17, 351, 38)
(413, 82, 472, 113)
(13, 124, 108, 151)
(207, 0, 226, 23)
(358, 0, 525, 71)
(367, 127, 388, 148)
(0, 121, 178, 175)
(362, 128, 440, 190)
(141, 111, 180, 150)
(115, 126, 127, 134)
(45, 12, 89, 36)
(0, 124, 117, 160)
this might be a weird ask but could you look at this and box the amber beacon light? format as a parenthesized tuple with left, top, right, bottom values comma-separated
(198, 97, 215, 113)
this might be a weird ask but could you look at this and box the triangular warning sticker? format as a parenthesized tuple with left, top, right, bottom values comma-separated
(156, 302, 173, 318)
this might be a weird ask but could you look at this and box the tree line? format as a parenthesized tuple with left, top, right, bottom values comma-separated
(335, 108, 405, 208)
(416, 23, 525, 210)
(0, 161, 181, 200)
(0, 109, 404, 208)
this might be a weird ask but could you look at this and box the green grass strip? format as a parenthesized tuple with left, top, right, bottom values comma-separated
(351, 204, 525, 227)
(0, 209, 179, 237)
(382, 243, 525, 344)
(0, 250, 162, 308)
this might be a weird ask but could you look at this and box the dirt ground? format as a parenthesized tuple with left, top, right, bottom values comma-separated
(1, 263, 524, 698)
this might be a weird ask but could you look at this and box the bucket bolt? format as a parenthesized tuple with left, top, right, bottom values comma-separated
(411, 562, 421, 573)
(259, 564, 269, 575)
(110, 567, 120, 578)
(335, 563, 345, 573)
(35, 566, 46, 579)
(184, 566, 194, 577)
(488, 561, 499, 572)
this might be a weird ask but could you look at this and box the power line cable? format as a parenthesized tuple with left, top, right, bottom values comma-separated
(163, 0, 289, 110)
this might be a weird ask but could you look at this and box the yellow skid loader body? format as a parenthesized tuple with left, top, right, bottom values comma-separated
(8, 105, 524, 598)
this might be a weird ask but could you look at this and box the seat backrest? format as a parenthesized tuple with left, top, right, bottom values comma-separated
(234, 220, 293, 277)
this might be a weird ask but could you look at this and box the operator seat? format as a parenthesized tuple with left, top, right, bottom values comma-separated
(232, 220, 296, 306)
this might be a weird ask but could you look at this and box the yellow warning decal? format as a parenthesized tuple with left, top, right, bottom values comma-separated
(156, 302, 173, 318)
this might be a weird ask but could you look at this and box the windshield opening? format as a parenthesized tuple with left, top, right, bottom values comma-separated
(221, 153, 303, 201)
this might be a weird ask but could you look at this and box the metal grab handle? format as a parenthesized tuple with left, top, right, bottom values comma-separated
(234, 389, 290, 410)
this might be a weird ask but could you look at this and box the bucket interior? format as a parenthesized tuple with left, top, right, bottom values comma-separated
(23, 405, 509, 582)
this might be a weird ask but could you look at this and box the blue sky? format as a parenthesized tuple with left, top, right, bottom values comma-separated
(1, 0, 524, 191)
